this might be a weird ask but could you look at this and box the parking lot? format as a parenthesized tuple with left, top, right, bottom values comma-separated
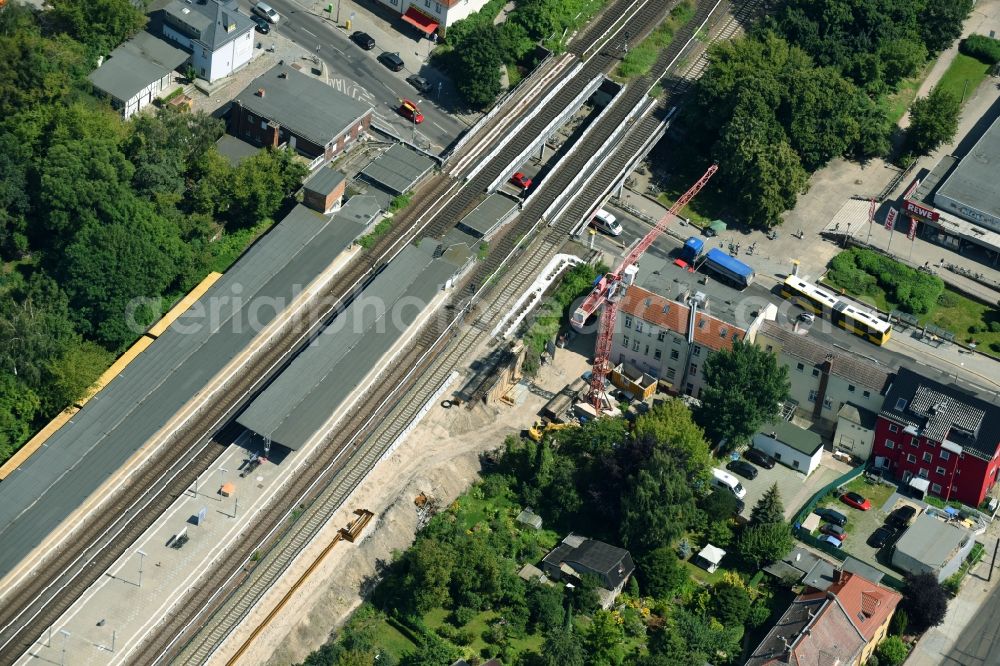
(730, 450, 852, 521)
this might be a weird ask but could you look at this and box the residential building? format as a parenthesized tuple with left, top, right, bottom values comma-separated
(892, 513, 976, 582)
(834, 403, 878, 460)
(228, 65, 373, 167)
(748, 570, 901, 666)
(752, 421, 824, 476)
(755, 321, 891, 423)
(542, 534, 634, 608)
(612, 284, 772, 398)
(162, 0, 254, 83)
(88, 32, 188, 118)
(871, 367, 1000, 507)
(372, 0, 496, 37)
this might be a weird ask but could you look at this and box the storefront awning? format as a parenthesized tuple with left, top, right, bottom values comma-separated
(402, 6, 439, 34)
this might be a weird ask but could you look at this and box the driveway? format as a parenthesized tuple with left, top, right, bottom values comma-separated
(735, 450, 851, 521)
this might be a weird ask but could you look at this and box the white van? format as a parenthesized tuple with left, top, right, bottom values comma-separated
(592, 209, 623, 236)
(253, 1, 280, 23)
(711, 468, 747, 500)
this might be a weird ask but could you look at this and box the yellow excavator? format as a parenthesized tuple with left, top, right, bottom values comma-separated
(526, 420, 576, 442)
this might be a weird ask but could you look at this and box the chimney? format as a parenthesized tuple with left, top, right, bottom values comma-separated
(256, 88, 265, 97)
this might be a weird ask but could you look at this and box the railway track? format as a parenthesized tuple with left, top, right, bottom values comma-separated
(1, 0, 722, 660)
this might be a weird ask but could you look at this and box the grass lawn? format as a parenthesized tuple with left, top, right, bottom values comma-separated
(615, 1, 695, 80)
(842, 477, 896, 510)
(935, 53, 992, 105)
(886, 63, 932, 124)
(372, 617, 418, 660)
(683, 559, 727, 586)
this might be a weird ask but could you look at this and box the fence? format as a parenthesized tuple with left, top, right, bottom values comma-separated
(792, 465, 865, 526)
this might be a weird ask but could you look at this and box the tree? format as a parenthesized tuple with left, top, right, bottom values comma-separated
(453, 24, 503, 109)
(737, 522, 794, 567)
(890, 608, 908, 636)
(583, 610, 626, 665)
(48, 0, 147, 58)
(638, 546, 689, 599)
(672, 609, 742, 664)
(918, 0, 974, 54)
(227, 147, 308, 227)
(620, 450, 698, 554)
(399, 632, 459, 666)
(124, 108, 224, 197)
(711, 582, 752, 625)
(539, 628, 584, 666)
(750, 483, 786, 526)
(907, 87, 961, 156)
(875, 635, 909, 666)
(573, 573, 602, 613)
(401, 537, 455, 613)
(43, 341, 112, 414)
(0, 375, 41, 462)
(633, 398, 712, 477)
(694, 339, 790, 451)
(902, 572, 949, 633)
(527, 582, 565, 634)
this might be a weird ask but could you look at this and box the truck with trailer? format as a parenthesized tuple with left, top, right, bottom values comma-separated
(679, 236, 755, 289)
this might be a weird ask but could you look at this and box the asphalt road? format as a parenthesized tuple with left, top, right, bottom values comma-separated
(242, 0, 468, 151)
(944, 581, 1000, 666)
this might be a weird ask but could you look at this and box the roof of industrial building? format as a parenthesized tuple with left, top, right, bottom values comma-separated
(880, 366, 1000, 460)
(0, 203, 370, 579)
(305, 167, 346, 197)
(236, 240, 464, 450)
(358, 143, 435, 195)
(163, 0, 254, 50)
(894, 513, 973, 570)
(456, 193, 519, 238)
(88, 31, 188, 103)
(232, 65, 373, 147)
(758, 420, 823, 456)
(758, 320, 892, 392)
(935, 114, 1000, 221)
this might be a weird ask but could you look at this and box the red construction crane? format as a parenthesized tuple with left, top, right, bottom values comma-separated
(571, 164, 719, 411)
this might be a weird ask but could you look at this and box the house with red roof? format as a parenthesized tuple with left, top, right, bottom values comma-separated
(747, 570, 902, 666)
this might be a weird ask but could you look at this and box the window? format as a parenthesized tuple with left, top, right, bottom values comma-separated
(690, 364, 698, 376)
(654, 349, 662, 360)
(635, 322, 644, 333)
(435, 1, 441, 11)
(940, 450, 951, 461)
(911, 437, 920, 447)
(918, 468, 929, 479)
(686, 383, 694, 394)
(644, 345, 649, 356)
(624, 316, 632, 329)
(936, 466, 947, 476)
(797, 363, 805, 372)
(623, 336, 629, 348)
(632, 340, 640, 352)
(658, 331, 666, 342)
(670, 349, 679, 360)
(823, 398, 833, 410)
(812, 368, 820, 377)
(884, 439, 895, 449)
(693, 346, 701, 357)
(953, 484, 960, 492)
(932, 483, 943, 494)
(424, 0, 431, 7)
(766, 345, 773, 352)
(922, 452, 933, 463)
(793, 460, 800, 469)
(888, 424, 899, 433)
(666, 368, 676, 379)
(895, 398, 908, 411)
(907, 454, 917, 463)
(863, 390, 871, 398)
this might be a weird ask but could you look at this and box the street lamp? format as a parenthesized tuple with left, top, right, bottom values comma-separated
(136, 549, 147, 588)
(58, 629, 71, 666)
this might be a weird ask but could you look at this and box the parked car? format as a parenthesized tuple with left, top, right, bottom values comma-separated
(351, 31, 376, 49)
(253, 1, 280, 23)
(886, 505, 917, 529)
(814, 507, 848, 527)
(378, 51, 405, 72)
(726, 459, 758, 480)
(820, 523, 847, 541)
(398, 99, 424, 124)
(591, 209, 623, 236)
(406, 74, 433, 95)
(798, 312, 816, 324)
(868, 526, 897, 549)
(251, 15, 270, 33)
(820, 534, 843, 548)
(509, 172, 532, 190)
(841, 491, 872, 511)
(744, 448, 776, 469)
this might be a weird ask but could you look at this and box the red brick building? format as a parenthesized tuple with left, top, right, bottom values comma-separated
(871, 367, 1000, 507)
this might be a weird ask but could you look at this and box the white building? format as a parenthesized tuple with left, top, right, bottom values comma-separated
(752, 420, 824, 476)
(755, 320, 891, 424)
(833, 403, 878, 461)
(88, 32, 188, 118)
(162, 0, 254, 83)
(375, 0, 497, 37)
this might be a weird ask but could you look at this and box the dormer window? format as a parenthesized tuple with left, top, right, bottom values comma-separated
(895, 398, 908, 411)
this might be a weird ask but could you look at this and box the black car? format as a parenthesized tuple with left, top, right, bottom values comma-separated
(744, 448, 776, 469)
(406, 74, 433, 95)
(726, 459, 758, 480)
(377, 51, 405, 72)
(868, 526, 897, 549)
(252, 15, 270, 33)
(886, 505, 918, 529)
(814, 507, 848, 527)
(351, 31, 375, 50)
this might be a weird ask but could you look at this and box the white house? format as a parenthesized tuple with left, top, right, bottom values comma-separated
(833, 403, 878, 461)
(162, 0, 254, 83)
(88, 32, 188, 118)
(752, 420, 824, 476)
(373, 0, 495, 37)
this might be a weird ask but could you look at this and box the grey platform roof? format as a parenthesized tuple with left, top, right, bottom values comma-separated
(216, 134, 260, 167)
(456, 193, 519, 238)
(236, 240, 462, 449)
(88, 31, 188, 102)
(305, 167, 346, 197)
(0, 203, 369, 579)
(233, 65, 373, 147)
(894, 513, 973, 569)
(759, 420, 823, 456)
(164, 0, 253, 50)
(358, 143, 435, 195)
(935, 114, 1000, 221)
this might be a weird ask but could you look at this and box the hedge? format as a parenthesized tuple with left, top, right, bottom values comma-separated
(827, 248, 944, 315)
(960, 34, 1000, 65)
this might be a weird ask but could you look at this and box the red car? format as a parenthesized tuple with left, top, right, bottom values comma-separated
(398, 99, 424, 124)
(510, 171, 532, 189)
(840, 491, 872, 511)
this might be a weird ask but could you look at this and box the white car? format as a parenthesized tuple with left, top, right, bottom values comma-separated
(592, 209, 623, 236)
(253, 1, 280, 23)
(798, 312, 816, 324)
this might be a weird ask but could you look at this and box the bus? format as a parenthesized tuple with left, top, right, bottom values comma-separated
(780, 276, 892, 346)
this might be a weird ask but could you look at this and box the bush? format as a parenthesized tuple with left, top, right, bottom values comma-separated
(451, 606, 477, 627)
(937, 291, 960, 307)
(875, 635, 909, 666)
(890, 608, 908, 636)
(960, 34, 1000, 64)
(826, 248, 944, 314)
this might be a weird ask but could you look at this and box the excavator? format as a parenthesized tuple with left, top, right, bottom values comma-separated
(526, 420, 577, 442)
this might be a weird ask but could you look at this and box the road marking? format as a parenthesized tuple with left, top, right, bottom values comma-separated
(431, 121, 446, 132)
(301, 27, 316, 37)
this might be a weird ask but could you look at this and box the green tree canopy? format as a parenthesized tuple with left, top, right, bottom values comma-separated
(711, 582, 752, 625)
(620, 450, 698, 554)
(694, 340, 789, 451)
(633, 398, 711, 478)
(453, 24, 503, 109)
(49, 0, 147, 58)
(750, 483, 786, 525)
(907, 86, 961, 156)
(918, 0, 974, 54)
(902, 572, 949, 633)
(583, 609, 626, 665)
(538, 627, 585, 666)
(736, 521, 794, 567)
(638, 546, 689, 599)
